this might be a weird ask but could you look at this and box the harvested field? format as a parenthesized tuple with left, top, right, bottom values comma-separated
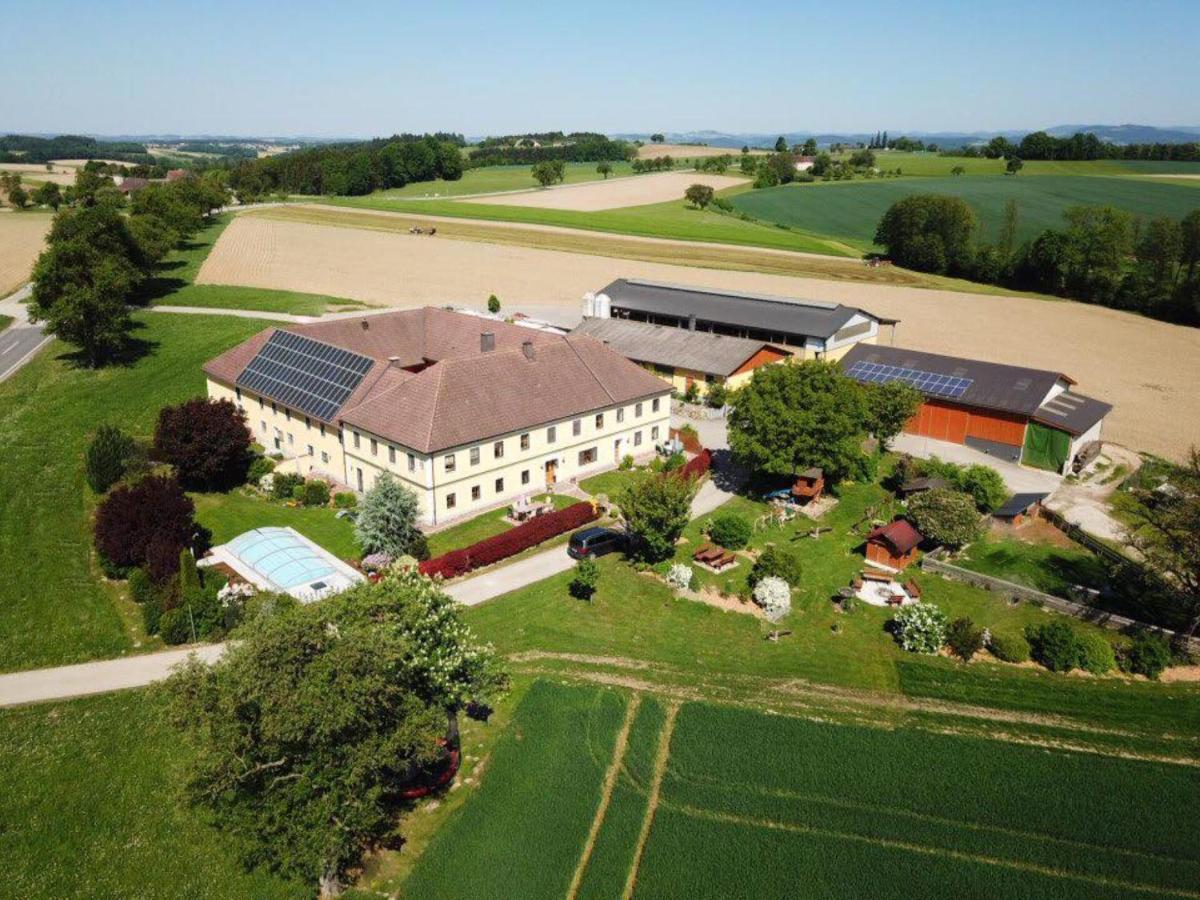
(0, 163, 76, 185)
(0, 213, 50, 296)
(636, 143, 760, 159)
(199, 212, 1200, 460)
(465, 172, 747, 211)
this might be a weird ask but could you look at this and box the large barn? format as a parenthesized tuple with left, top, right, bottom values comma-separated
(841, 344, 1111, 474)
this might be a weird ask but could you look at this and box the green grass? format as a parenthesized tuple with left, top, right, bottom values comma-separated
(372, 161, 636, 199)
(192, 490, 361, 559)
(0, 313, 13, 331)
(425, 493, 575, 558)
(732, 175, 1200, 250)
(855, 150, 1200, 178)
(578, 466, 650, 498)
(402, 680, 627, 899)
(0, 691, 306, 898)
(955, 533, 1110, 596)
(0, 312, 270, 671)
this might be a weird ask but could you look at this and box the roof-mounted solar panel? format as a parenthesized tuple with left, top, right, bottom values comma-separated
(236, 330, 374, 422)
(845, 360, 972, 400)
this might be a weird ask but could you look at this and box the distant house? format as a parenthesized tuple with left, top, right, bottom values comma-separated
(841, 344, 1111, 475)
(117, 176, 150, 195)
(795, 156, 816, 171)
(166, 169, 188, 182)
(865, 519, 923, 570)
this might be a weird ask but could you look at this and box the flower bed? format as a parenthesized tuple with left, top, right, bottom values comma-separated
(420, 501, 599, 579)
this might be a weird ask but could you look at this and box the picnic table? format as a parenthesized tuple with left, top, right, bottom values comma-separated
(510, 496, 553, 522)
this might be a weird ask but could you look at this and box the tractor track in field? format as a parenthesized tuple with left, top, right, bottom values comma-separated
(667, 804, 1200, 899)
(512, 654, 1200, 766)
(621, 702, 678, 900)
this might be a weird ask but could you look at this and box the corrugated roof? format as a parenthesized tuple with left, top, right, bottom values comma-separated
(599, 278, 881, 341)
(841, 344, 1069, 417)
(1032, 392, 1112, 437)
(993, 493, 1048, 518)
(571, 317, 787, 377)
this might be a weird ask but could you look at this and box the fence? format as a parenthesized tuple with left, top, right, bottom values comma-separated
(1037, 506, 1130, 568)
(918, 552, 1199, 652)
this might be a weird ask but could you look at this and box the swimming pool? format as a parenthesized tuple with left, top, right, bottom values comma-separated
(210, 526, 363, 602)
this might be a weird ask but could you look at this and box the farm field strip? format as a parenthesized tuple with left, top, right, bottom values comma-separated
(463, 171, 748, 211)
(0, 212, 50, 297)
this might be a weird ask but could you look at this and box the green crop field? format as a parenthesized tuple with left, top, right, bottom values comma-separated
(732, 175, 1200, 250)
(405, 682, 1200, 899)
(857, 150, 1200, 178)
(371, 161, 636, 199)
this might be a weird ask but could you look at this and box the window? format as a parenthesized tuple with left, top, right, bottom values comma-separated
(370, 438, 378, 457)
(353, 432, 360, 449)
(321, 451, 329, 464)
(287, 433, 294, 446)
(446, 492, 456, 510)
(320, 424, 326, 437)
(494, 441, 504, 459)
(260, 420, 267, 434)
(388, 446, 396, 464)
(579, 447, 598, 465)
(634, 431, 643, 447)
(471, 485, 481, 501)
(305, 416, 311, 429)
(408, 452, 416, 472)
(635, 401, 643, 418)
(616, 408, 625, 423)
(495, 477, 504, 493)
(285, 408, 290, 421)
(445, 454, 456, 473)
(547, 425, 557, 444)
(235, 387, 241, 401)
(652, 398, 661, 413)
(572, 419, 581, 437)
(521, 469, 530, 485)
(470, 447, 480, 465)
(356, 468, 364, 491)
(520, 433, 530, 451)
(306, 444, 314, 456)
(651, 425, 660, 440)
(705, 373, 715, 384)
(271, 401, 277, 413)
(595, 413, 604, 429)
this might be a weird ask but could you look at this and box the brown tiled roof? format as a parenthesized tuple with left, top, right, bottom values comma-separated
(204, 308, 670, 453)
(867, 519, 923, 555)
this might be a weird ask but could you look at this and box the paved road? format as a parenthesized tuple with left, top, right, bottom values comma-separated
(0, 283, 49, 384)
(0, 468, 739, 707)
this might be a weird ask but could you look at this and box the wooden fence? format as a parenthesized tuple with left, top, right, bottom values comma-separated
(919, 552, 1199, 652)
(1037, 506, 1131, 568)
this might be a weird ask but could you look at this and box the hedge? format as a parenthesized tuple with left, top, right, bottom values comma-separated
(677, 449, 712, 481)
(420, 501, 598, 579)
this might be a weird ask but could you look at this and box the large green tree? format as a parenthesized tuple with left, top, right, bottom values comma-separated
(728, 361, 870, 483)
(618, 473, 696, 563)
(355, 473, 426, 559)
(865, 381, 923, 451)
(874, 194, 978, 276)
(907, 488, 982, 548)
(165, 571, 506, 896)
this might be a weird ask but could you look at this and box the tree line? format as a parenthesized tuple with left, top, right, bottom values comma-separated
(948, 131, 1200, 162)
(467, 133, 634, 167)
(28, 168, 230, 365)
(227, 134, 465, 199)
(0, 133, 154, 165)
(874, 194, 1200, 325)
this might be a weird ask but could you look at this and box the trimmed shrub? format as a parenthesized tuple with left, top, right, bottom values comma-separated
(619, 454, 634, 471)
(419, 501, 599, 578)
(154, 397, 252, 490)
(334, 491, 358, 509)
(93, 474, 195, 582)
(752, 576, 791, 621)
(666, 563, 695, 591)
(1025, 621, 1085, 672)
(749, 545, 803, 589)
(355, 474, 423, 557)
(946, 617, 985, 661)
(270, 472, 304, 501)
(247, 455, 276, 485)
(178, 548, 201, 599)
(141, 597, 164, 636)
(127, 567, 156, 604)
(708, 512, 752, 550)
(1121, 630, 1172, 680)
(300, 479, 331, 507)
(705, 383, 728, 409)
(85, 424, 136, 494)
(159, 606, 193, 644)
(677, 448, 712, 481)
(892, 602, 948, 654)
(570, 558, 600, 600)
(1078, 631, 1116, 675)
(988, 632, 1030, 663)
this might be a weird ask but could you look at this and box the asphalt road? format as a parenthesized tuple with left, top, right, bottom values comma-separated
(0, 283, 48, 384)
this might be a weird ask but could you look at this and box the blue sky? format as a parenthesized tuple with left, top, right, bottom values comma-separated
(2, 0, 1197, 137)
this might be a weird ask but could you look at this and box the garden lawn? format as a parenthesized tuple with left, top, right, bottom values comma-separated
(0, 690, 306, 899)
(0, 312, 271, 671)
(955, 533, 1109, 596)
(732, 175, 1200, 251)
(402, 680, 627, 899)
(424, 493, 575, 558)
(579, 465, 651, 499)
(192, 490, 360, 560)
(371, 161, 636, 199)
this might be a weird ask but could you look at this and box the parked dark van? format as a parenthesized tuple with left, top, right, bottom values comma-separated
(567, 527, 626, 559)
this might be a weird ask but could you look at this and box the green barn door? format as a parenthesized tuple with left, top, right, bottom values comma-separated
(1023, 421, 1071, 472)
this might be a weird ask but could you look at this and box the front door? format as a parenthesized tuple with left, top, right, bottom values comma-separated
(545, 459, 557, 487)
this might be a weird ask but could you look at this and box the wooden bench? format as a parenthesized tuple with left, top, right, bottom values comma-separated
(693, 544, 719, 563)
(861, 570, 892, 584)
(711, 552, 737, 571)
(903, 579, 922, 600)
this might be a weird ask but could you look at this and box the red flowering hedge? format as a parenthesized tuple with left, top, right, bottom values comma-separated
(677, 448, 712, 481)
(420, 501, 598, 579)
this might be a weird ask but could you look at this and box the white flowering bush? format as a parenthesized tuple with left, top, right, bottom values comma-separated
(258, 472, 275, 493)
(217, 580, 255, 609)
(666, 563, 695, 591)
(752, 576, 791, 622)
(892, 602, 948, 654)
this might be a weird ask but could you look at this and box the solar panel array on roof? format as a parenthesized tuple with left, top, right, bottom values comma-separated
(846, 360, 973, 399)
(236, 330, 374, 422)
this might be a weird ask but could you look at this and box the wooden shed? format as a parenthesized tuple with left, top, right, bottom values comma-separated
(991, 492, 1048, 528)
(792, 467, 824, 504)
(865, 519, 924, 571)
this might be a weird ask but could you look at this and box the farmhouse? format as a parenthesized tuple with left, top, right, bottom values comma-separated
(590, 278, 890, 364)
(841, 344, 1111, 474)
(570, 316, 791, 398)
(794, 155, 816, 171)
(204, 307, 672, 524)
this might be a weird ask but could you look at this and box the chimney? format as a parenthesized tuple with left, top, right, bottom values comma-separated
(481, 331, 495, 353)
(522, 340, 535, 361)
(387, 355, 401, 367)
(360, 319, 370, 330)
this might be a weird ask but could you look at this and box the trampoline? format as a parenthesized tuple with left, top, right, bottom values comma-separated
(208, 526, 363, 603)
